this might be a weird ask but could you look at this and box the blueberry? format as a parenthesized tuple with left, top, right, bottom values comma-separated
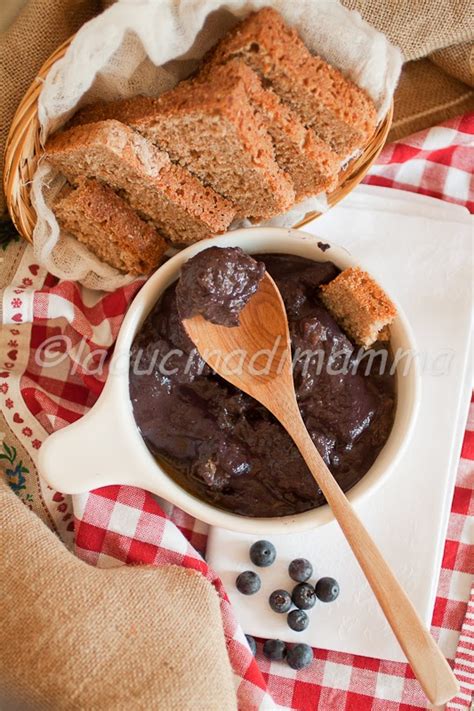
(246, 634, 257, 656)
(288, 558, 313, 583)
(236, 570, 261, 595)
(287, 643, 313, 670)
(269, 589, 292, 613)
(249, 540, 276, 567)
(287, 609, 309, 632)
(263, 638, 287, 661)
(292, 582, 316, 610)
(315, 577, 339, 602)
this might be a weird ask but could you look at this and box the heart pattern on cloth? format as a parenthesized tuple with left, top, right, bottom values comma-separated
(52, 492, 65, 502)
(13, 413, 24, 424)
(7, 351, 17, 362)
(29, 264, 40, 276)
(11, 314, 23, 323)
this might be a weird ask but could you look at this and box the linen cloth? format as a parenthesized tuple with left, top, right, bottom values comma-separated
(0, 114, 473, 709)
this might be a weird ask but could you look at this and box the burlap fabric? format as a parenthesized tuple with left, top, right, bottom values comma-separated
(0, 478, 237, 710)
(340, 0, 474, 141)
(388, 37, 474, 141)
(431, 40, 474, 88)
(0, 0, 101, 216)
(389, 57, 474, 141)
(342, 0, 473, 61)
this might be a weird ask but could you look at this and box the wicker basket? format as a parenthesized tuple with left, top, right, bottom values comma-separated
(4, 34, 393, 242)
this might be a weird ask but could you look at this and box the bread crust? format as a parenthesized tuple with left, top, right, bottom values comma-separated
(320, 267, 397, 348)
(45, 120, 235, 243)
(201, 59, 340, 199)
(54, 179, 167, 274)
(207, 7, 377, 158)
(71, 77, 295, 220)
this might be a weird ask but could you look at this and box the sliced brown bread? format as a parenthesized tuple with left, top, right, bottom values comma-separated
(70, 80, 295, 221)
(199, 59, 340, 200)
(72, 70, 339, 202)
(45, 120, 235, 244)
(54, 179, 167, 274)
(319, 267, 397, 348)
(207, 8, 377, 159)
(70, 96, 159, 129)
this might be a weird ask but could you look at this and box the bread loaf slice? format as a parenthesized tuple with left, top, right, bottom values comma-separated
(69, 96, 157, 129)
(73, 66, 339, 203)
(320, 267, 397, 348)
(54, 179, 167, 274)
(45, 120, 235, 244)
(70, 79, 295, 221)
(200, 60, 340, 200)
(207, 8, 377, 159)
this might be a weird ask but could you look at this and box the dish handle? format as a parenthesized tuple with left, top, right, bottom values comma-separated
(38, 383, 141, 495)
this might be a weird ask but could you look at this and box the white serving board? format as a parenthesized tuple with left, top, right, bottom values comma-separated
(207, 185, 473, 662)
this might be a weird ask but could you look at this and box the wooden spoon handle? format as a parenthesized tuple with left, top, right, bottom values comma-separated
(287, 416, 459, 706)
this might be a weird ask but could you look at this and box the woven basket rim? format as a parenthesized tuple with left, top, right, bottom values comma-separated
(4, 31, 393, 244)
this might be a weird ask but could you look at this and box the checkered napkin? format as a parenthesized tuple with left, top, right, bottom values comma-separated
(2, 113, 473, 710)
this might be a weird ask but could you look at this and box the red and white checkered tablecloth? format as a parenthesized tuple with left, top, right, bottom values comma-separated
(1, 113, 473, 710)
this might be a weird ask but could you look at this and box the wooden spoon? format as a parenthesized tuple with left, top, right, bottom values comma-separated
(183, 272, 459, 706)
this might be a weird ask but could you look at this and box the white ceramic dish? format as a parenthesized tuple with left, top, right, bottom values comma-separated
(38, 227, 421, 534)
